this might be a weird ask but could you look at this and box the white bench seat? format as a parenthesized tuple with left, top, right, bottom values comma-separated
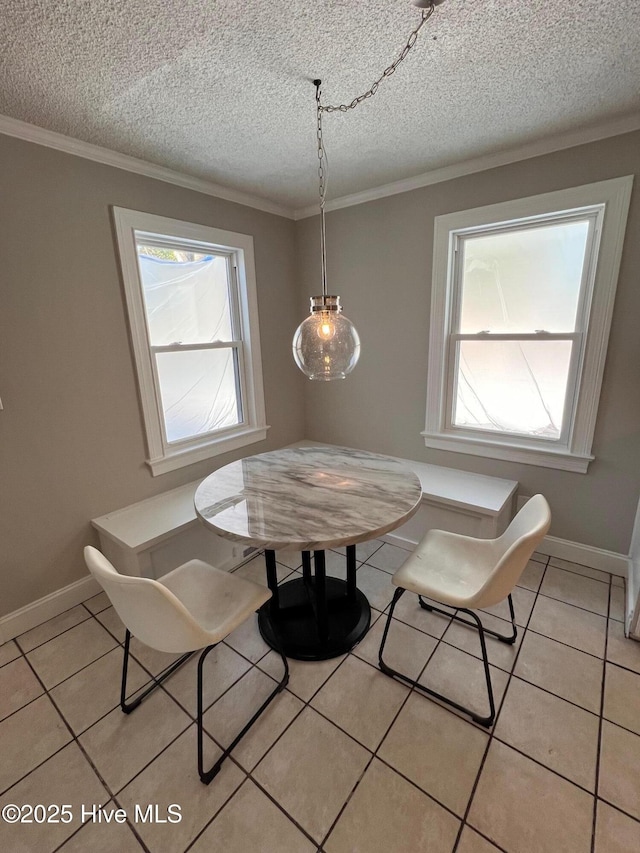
(91, 445, 518, 578)
(386, 456, 518, 547)
(91, 481, 246, 578)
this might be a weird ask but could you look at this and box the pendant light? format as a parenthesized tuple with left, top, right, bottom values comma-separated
(292, 0, 444, 380)
(292, 80, 361, 381)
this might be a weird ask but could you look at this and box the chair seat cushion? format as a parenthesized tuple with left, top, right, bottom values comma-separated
(160, 559, 272, 645)
(393, 530, 504, 609)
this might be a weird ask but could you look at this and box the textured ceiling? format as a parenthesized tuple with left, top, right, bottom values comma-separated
(1, 0, 639, 211)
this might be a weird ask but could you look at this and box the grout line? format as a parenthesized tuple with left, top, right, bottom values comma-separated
(37, 642, 124, 693)
(525, 625, 606, 660)
(178, 774, 249, 853)
(82, 596, 112, 616)
(88, 587, 639, 847)
(319, 596, 455, 848)
(498, 671, 601, 719)
(0, 646, 22, 670)
(50, 796, 151, 853)
(9, 611, 206, 851)
(0, 561, 543, 847)
(486, 736, 598, 799)
(456, 825, 510, 853)
(0, 735, 72, 800)
(370, 751, 465, 824)
(600, 713, 640, 741)
(93, 613, 128, 646)
(120, 728, 248, 853)
(534, 589, 610, 619)
(87, 575, 326, 812)
(183, 656, 352, 850)
(98, 720, 189, 795)
(452, 561, 549, 851)
(602, 656, 640, 678)
(0, 688, 48, 727)
(546, 563, 612, 585)
(122, 568, 338, 851)
(595, 794, 640, 827)
(591, 580, 612, 853)
(15, 614, 120, 679)
(433, 626, 605, 719)
(222, 554, 444, 848)
(7, 654, 153, 850)
(15, 609, 95, 655)
(5, 547, 640, 853)
(45, 661, 168, 853)
(207, 776, 321, 851)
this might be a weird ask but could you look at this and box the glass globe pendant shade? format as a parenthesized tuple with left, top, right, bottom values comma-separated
(293, 295, 360, 380)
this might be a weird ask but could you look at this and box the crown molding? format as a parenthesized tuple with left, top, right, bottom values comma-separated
(293, 111, 640, 219)
(2, 110, 638, 224)
(0, 114, 295, 220)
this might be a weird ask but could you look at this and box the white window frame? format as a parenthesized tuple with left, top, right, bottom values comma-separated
(113, 207, 269, 476)
(423, 176, 633, 473)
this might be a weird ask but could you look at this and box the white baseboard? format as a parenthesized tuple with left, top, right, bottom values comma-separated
(0, 575, 101, 644)
(0, 548, 258, 646)
(383, 531, 628, 578)
(537, 535, 628, 577)
(383, 531, 418, 551)
(627, 555, 639, 639)
(0, 533, 629, 646)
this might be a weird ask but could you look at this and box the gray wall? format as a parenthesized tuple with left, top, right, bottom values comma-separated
(296, 131, 640, 555)
(2, 128, 639, 618)
(0, 134, 304, 616)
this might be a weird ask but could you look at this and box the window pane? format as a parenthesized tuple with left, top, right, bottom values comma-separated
(459, 220, 590, 333)
(453, 340, 572, 439)
(137, 248, 233, 345)
(155, 349, 240, 443)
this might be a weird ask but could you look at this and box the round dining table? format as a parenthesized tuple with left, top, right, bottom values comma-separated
(194, 445, 422, 660)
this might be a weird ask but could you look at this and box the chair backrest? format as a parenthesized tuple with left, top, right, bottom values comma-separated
(476, 495, 551, 607)
(84, 546, 207, 653)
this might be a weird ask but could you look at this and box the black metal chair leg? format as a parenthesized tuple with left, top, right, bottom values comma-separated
(120, 629, 193, 714)
(378, 587, 405, 667)
(506, 593, 518, 643)
(198, 638, 289, 784)
(379, 590, 496, 727)
(462, 607, 496, 726)
(419, 593, 518, 644)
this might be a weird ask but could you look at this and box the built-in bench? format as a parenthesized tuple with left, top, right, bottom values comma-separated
(91, 443, 517, 578)
(91, 481, 254, 579)
(382, 457, 517, 548)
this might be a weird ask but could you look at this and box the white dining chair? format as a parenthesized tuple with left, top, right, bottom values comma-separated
(378, 495, 551, 726)
(84, 546, 288, 784)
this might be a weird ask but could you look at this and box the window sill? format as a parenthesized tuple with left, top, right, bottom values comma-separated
(147, 425, 270, 476)
(421, 431, 593, 473)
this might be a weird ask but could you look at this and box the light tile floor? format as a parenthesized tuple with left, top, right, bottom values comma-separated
(2, 543, 640, 852)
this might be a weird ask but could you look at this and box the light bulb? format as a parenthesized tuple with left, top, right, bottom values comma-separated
(317, 313, 336, 341)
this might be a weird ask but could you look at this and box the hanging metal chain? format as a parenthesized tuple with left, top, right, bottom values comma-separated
(320, 2, 436, 113)
(315, 80, 328, 295)
(315, 80, 327, 209)
(313, 2, 439, 296)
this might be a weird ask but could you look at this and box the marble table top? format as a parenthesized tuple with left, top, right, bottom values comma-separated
(194, 445, 423, 551)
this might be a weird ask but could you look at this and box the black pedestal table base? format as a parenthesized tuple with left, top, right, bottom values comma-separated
(258, 547, 371, 661)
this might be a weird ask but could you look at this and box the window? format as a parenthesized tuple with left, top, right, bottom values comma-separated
(423, 177, 633, 472)
(113, 208, 268, 475)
